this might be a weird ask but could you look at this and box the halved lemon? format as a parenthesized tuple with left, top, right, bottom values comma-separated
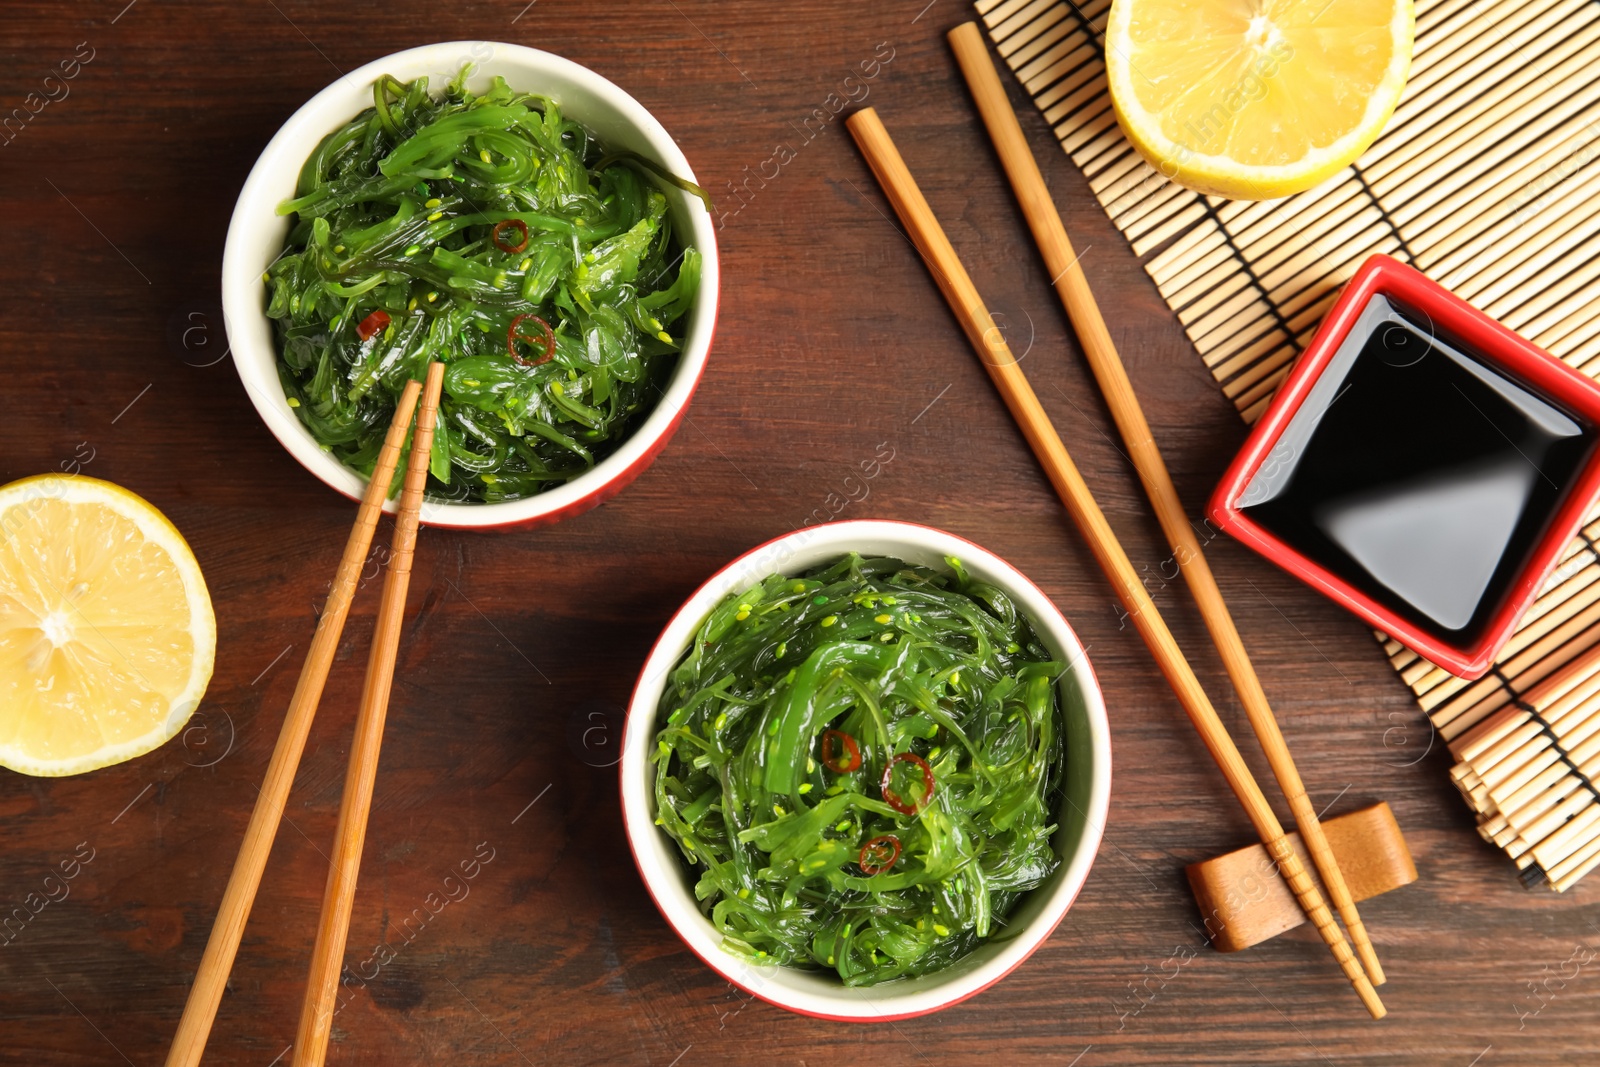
(0, 475, 215, 776)
(1107, 0, 1415, 199)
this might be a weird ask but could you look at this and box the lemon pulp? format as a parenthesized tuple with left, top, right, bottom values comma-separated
(1107, 0, 1415, 198)
(0, 475, 214, 776)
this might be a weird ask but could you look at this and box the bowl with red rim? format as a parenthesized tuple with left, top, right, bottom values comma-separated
(221, 41, 718, 531)
(620, 519, 1111, 1021)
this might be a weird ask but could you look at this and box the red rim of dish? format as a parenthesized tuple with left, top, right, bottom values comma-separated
(1207, 253, 1600, 678)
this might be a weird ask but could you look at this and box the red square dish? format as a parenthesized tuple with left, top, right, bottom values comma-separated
(1208, 254, 1600, 679)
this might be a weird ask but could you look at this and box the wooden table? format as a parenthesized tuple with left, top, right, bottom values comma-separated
(3, 2, 1596, 1063)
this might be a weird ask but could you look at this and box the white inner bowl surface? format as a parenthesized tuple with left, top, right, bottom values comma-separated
(621, 519, 1112, 1021)
(221, 41, 719, 528)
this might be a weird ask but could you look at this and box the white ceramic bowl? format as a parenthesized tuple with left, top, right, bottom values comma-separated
(221, 42, 719, 530)
(621, 520, 1112, 1021)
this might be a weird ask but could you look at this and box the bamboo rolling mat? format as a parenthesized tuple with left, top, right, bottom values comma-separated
(975, 0, 1600, 888)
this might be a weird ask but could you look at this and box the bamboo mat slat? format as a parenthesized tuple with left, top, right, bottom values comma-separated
(978, 0, 1600, 888)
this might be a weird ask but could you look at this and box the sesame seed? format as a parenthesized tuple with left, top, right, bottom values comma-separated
(821, 616, 837, 627)
(875, 614, 892, 624)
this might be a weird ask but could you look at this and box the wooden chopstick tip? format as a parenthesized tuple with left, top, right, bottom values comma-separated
(947, 20, 986, 51)
(844, 106, 880, 142)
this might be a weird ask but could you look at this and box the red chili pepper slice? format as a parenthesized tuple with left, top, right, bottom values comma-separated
(355, 310, 391, 341)
(820, 729, 861, 774)
(507, 314, 555, 366)
(881, 752, 935, 816)
(858, 834, 901, 876)
(491, 218, 530, 254)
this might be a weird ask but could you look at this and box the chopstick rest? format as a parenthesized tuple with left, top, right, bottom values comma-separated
(1188, 803, 1417, 953)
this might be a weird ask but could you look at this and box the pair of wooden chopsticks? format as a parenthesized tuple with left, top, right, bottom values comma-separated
(167, 363, 446, 1067)
(845, 29, 1385, 1019)
(941, 26, 1386, 989)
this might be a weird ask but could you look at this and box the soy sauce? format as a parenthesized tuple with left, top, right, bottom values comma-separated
(1238, 295, 1596, 642)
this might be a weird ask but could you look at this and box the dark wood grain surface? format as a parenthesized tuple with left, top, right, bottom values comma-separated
(2, 2, 1596, 1064)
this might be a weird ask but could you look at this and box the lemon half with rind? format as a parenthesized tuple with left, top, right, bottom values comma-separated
(1107, 0, 1415, 200)
(0, 475, 215, 776)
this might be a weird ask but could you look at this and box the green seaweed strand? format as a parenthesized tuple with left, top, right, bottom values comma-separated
(653, 554, 1067, 987)
(267, 68, 706, 503)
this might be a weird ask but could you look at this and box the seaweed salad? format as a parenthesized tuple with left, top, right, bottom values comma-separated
(266, 68, 702, 503)
(653, 554, 1067, 987)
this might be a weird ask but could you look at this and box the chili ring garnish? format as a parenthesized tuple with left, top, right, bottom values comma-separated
(858, 834, 901, 876)
(507, 313, 555, 366)
(491, 218, 530, 254)
(355, 309, 391, 341)
(881, 752, 935, 815)
(820, 729, 861, 774)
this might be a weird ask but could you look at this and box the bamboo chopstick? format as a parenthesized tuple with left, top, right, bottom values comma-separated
(165, 379, 425, 1067)
(948, 21, 1386, 988)
(293, 361, 445, 1066)
(844, 106, 1385, 1020)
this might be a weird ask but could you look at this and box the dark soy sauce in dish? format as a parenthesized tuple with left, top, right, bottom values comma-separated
(1238, 294, 1596, 643)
